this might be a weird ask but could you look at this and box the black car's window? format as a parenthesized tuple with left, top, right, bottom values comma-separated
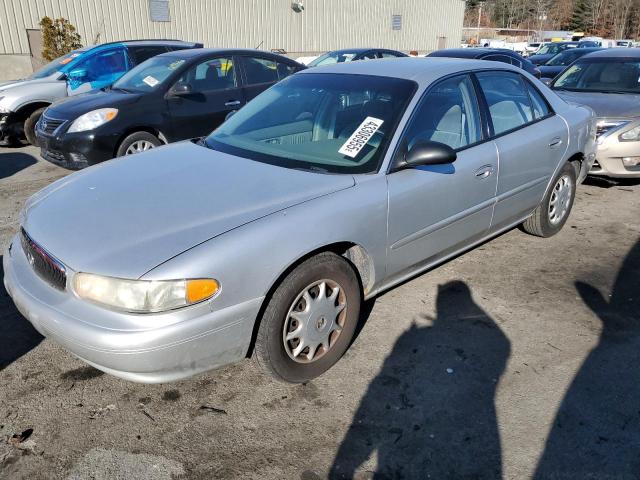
(276, 61, 298, 80)
(361, 51, 379, 60)
(553, 59, 640, 94)
(525, 81, 551, 119)
(178, 57, 236, 92)
(476, 71, 535, 135)
(308, 51, 359, 67)
(402, 74, 482, 150)
(128, 46, 168, 65)
(484, 54, 513, 66)
(381, 51, 403, 58)
(244, 57, 278, 85)
(204, 73, 416, 174)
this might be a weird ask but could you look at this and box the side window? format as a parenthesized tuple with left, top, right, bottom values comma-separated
(402, 74, 482, 150)
(476, 71, 534, 135)
(176, 57, 236, 92)
(75, 48, 129, 83)
(276, 62, 298, 80)
(525, 81, 551, 119)
(484, 54, 513, 66)
(128, 46, 168, 65)
(381, 51, 402, 58)
(244, 57, 278, 85)
(509, 57, 523, 68)
(361, 51, 379, 60)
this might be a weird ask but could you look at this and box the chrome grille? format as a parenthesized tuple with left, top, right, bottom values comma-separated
(20, 228, 67, 290)
(39, 115, 66, 135)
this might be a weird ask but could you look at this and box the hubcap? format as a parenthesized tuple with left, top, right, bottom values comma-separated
(283, 279, 347, 364)
(125, 140, 155, 155)
(548, 174, 572, 225)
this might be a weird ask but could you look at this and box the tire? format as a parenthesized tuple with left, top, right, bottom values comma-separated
(522, 161, 576, 237)
(24, 107, 46, 146)
(116, 131, 161, 157)
(255, 252, 361, 383)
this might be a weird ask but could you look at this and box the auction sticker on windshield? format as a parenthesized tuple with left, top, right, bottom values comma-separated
(143, 75, 159, 87)
(339, 117, 384, 158)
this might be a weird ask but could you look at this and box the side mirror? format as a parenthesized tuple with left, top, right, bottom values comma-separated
(170, 82, 192, 96)
(394, 140, 457, 171)
(67, 68, 87, 81)
(225, 110, 237, 122)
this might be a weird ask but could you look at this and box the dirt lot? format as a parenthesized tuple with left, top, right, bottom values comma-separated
(0, 145, 639, 480)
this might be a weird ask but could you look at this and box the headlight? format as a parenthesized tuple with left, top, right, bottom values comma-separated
(619, 125, 640, 142)
(73, 273, 219, 313)
(67, 108, 118, 133)
(0, 97, 9, 114)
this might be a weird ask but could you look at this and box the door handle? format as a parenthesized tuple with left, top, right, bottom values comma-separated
(549, 137, 563, 148)
(225, 100, 241, 107)
(474, 165, 495, 179)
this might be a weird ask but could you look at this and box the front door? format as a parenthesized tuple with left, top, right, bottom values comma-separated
(167, 56, 245, 140)
(66, 47, 130, 95)
(386, 74, 498, 279)
(474, 70, 569, 230)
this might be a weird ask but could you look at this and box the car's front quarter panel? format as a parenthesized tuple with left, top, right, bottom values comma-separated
(557, 103, 597, 182)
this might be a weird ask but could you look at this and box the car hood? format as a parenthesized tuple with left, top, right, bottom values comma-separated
(0, 75, 59, 92)
(47, 89, 141, 119)
(538, 65, 564, 76)
(23, 142, 356, 278)
(554, 90, 640, 118)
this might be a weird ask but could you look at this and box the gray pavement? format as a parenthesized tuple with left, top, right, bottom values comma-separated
(1, 145, 639, 479)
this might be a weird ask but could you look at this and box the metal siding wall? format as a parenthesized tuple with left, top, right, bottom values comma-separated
(0, 0, 464, 55)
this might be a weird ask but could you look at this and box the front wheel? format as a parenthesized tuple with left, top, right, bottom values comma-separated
(24, 107, 46, 146)
(522, 161, 576, 237)
(116, 131, 162, 157)
(255, 252, 361, 383)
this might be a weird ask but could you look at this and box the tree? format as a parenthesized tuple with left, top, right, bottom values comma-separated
(39, 16, 82, 61)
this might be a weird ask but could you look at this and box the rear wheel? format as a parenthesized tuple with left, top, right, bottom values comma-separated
(255, 252, 361, 383)
(522, 161, 576, 237)
(116, 131, 161, 157)
(24, 107, 46, 146)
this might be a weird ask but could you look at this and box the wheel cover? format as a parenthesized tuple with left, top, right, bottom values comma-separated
(283, 279, 347, 364)
(548, 174, 572, 225)
(125, 140, 155, 155)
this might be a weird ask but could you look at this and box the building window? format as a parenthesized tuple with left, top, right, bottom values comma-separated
(392, 14, 402, 30)
(149, 0, 170, 22)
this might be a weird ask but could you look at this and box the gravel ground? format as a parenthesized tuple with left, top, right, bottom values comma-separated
(1, 145, 639, 480)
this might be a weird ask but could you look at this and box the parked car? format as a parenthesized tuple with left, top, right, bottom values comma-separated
(307, 48, 407, 67)
(525, 42, 542, 56)
(528, 41, 599, 65)
(4, 58, 596, 384)
(427, 48, 541, 77)
(35, 48, 305, 169)
(0, 40, 202, 146)
(551, 48, 640, 178)
(538, 47, 602, 83)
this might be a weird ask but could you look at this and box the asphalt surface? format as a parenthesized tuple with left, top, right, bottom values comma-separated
(0, 145, 639, 480)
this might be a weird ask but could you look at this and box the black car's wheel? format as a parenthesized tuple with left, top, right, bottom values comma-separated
(116, 132, 162, 157)
(522, 161, 576, 237)
(255, 252, 361, 383)
(24, 107, 46, 146)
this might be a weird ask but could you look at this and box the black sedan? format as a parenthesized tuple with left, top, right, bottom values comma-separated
(527, 41, 599, 65)
(35, 49, 305, 169)
(427, 48, 541, 78)
(538, 47, 602, 83)
(308, 48, 407, 67)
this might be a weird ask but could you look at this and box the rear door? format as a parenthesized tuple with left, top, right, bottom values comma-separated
(474, 70, 568, 230)
(167, 55, 244, 140)
(386, 74, 498, 279)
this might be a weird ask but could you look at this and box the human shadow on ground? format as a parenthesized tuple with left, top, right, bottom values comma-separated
(0, 256, 43, 370)
(329, 280, 510, 479)
(0, 151, 36, 180)
(534, 239, 640, 479)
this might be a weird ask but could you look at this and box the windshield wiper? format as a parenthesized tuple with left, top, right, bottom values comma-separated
(291, 165, 330, 174)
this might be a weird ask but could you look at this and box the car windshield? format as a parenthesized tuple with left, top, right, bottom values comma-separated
(553, 59, 640, 94)
(112, 55, 186, 92)
(309, 51, 360, 67)
(28, 50, 84, 79)
(537, 43, 573, 56)
(204, 73, 416, 174)
(546, 50, 583, 66)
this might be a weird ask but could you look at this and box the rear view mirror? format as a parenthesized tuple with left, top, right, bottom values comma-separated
(394, 140, 457, 171)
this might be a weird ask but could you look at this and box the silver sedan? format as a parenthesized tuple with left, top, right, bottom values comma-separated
(3, 58, 596, 384)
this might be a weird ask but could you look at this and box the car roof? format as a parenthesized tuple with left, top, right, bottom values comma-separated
(154, 47, 300, 63)
(579, 48, 640, 59)
(429, 48, 519, 59)
(298, 57, 522, 83)
(88, 40, 201, 51)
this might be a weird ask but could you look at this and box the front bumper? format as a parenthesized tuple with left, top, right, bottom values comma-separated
(0, 111, 22, 141)
(35, 121, 119, 170)
(3, 234, 262, 383)
(592, 127, 640, 178)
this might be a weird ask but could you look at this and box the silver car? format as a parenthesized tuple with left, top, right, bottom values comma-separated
(3, 58, 596, 384)
(552, 49, 640, 178)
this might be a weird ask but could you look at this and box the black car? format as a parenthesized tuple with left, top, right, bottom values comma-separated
(527, 41, 599, 65)
(36, 49, 305, 169)
(538, 47, 602, 83)
(427, 48, 541, 78)
(308, 48, 407, 67)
